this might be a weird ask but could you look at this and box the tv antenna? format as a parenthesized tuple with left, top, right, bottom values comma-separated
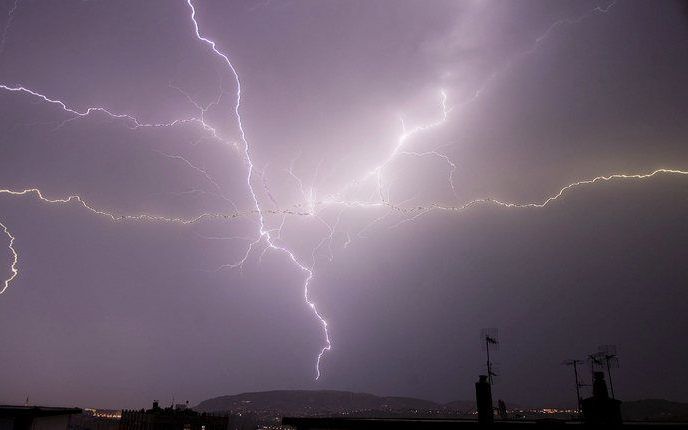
(562, 359, 584, 412)
(587, 351, 604, 382)
(597, 345, 619, 399)
(481, 328, 499, 385)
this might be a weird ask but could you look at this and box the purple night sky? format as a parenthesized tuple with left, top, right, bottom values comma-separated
(1, 0, 687, 409)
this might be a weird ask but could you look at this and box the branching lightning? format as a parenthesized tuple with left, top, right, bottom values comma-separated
(1, 0, 686, 383)
(0, 84, 204, 130)
(153, 149, 239, 210)
(184, 0, 331, 379)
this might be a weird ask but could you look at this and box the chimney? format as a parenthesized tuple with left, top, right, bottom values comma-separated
(592, 372, 609, 399)
(582, 372, 622, 425)
(475, 375, 494, 425)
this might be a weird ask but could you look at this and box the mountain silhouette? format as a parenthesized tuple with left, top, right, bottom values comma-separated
(194, 390, 469, 415)
(195, 391, 688, 422)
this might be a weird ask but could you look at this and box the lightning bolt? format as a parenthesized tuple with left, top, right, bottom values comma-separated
(0, 0, 19, 56)
(376, 168, 688, 234)
(0, 188, 238, 224)
(313, 0, 621, 225)
(453, 0, 617, 112)
(328, 91, 451, 205)
(152, 149, 239, 211)
(352, 169, 688, 221)
(0, 188, 317, 225)
(398, 144, 459, 201)
(0, 0, 685, 384)
(451, 168, 688, 211)
(0, 219, 18, 295)
(0, 84, 205, 131)
(185, 0, 331, 379)
(533, 1, 617, 47)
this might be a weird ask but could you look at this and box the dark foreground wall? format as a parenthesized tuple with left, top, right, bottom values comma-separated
(282, 417, 688, 429)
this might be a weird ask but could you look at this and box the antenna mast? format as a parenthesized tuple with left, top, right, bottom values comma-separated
(598, 345, 619, 399)
(481, 328, 499, 385)
(563, 359, 584, 412)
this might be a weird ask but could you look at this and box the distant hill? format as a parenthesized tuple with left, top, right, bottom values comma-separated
(622, 399, 688, 422)
(196, 391, 688, 422)
(195, 390, 462, 415)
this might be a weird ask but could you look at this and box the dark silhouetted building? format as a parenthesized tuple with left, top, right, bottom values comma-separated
(475, 375, 494, 425)
(582, 371, 622, 425)
(0, 405, 81, 430)
(119, 402, 227, 430)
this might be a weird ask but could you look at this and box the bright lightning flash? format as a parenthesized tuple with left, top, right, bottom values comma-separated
(184, 0, 331, 378)
(0, 220, 18, 295)
(0, 0, 686, 383)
